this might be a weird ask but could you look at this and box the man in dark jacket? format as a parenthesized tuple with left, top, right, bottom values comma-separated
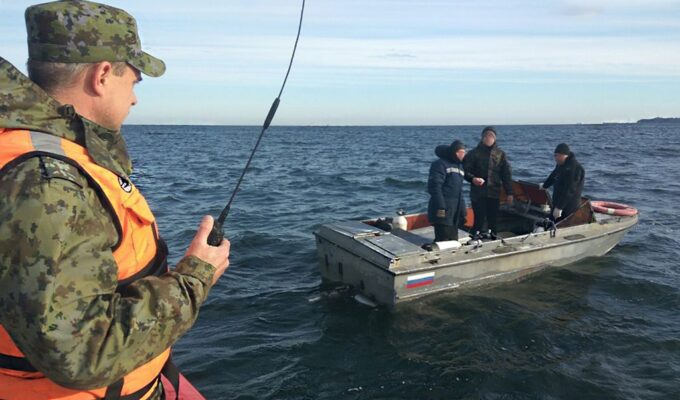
(542, 143, 585, 221)
(463, 126, 514, 236)
(428, 140, 469, 241)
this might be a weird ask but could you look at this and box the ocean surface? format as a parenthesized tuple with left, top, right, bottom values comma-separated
(124, 124, 679, 399)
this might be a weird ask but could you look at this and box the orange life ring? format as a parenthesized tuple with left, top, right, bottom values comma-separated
(591, 201, 638, 216)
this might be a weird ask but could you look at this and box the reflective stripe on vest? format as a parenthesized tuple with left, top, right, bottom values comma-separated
(445, 166, 465, 176)
(0, 129, 171, 399)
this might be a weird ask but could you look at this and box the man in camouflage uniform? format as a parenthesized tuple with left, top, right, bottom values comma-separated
(0, 1, 230, 398)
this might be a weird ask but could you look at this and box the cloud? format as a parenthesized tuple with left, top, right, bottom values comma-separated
(322, 36, 679, 74)
(375, 52, 417, 60)
(561, 5, 604, 17)
(122, 30, 679, 94)
(562, 0, 680, 16)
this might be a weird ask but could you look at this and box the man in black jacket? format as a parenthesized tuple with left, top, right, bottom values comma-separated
(542, 143, 585, 221)
(463, 126, 514, 236)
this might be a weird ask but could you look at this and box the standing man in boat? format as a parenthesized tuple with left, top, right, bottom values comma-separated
(0, 1, 230, 398)
(541, 143, 585, 221)
(427, 140, 469, 242)
(463, 126, 514, 237)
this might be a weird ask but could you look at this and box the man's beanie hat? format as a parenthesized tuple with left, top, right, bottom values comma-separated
(481, 126, 497, 138)
(554, 143, 571, 155)
(451, 140, 465, 152)
(25, 0, 165, 77)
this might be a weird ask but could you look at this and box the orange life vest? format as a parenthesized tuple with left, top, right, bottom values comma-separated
(0, 129, 173, 400)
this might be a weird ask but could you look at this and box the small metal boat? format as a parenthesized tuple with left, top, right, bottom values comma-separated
(314, 181, 638, 307)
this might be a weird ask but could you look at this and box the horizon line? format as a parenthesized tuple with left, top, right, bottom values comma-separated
(122, 121, 663, 128)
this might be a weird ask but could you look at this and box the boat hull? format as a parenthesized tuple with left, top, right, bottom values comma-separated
(315, 213, 637, 307)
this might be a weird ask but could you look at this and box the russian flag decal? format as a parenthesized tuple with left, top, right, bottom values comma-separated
(406, 272, 435, 289)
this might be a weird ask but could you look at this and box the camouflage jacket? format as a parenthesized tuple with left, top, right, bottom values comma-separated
(463, 141, 513, 200)
(0, 57, 216, 391)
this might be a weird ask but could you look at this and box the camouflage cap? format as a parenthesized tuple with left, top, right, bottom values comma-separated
(25, 0, 165, 77)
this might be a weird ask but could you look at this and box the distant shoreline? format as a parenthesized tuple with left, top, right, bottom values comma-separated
(636, 117, 680, 124)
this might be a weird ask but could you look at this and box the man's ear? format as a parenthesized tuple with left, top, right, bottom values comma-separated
(89, 61, 114, 97)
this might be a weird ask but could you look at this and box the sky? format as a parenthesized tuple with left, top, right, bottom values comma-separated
(2, 0, 680, 125)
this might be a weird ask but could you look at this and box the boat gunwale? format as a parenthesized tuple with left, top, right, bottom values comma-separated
(315, 213, 638, 278)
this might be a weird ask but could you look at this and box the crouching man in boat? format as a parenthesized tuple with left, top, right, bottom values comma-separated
(0, 1, 230, 399)
(463, 126, 514, 236)
(541, 143, 585, 221)
(427, 140, 469, 242)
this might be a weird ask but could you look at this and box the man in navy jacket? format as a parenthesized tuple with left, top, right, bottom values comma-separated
(427, 140, 469, 241)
